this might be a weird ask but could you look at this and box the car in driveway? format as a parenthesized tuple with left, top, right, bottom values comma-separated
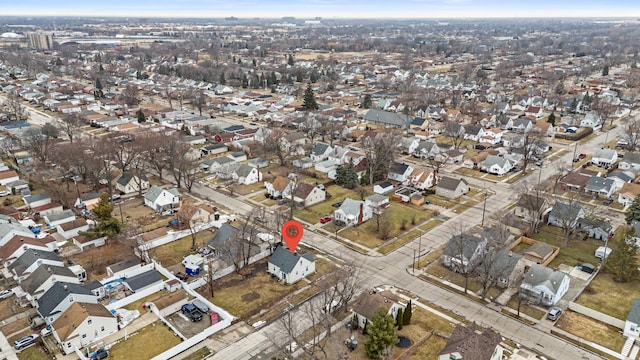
(0, 289, 14, 299)
(578, 153, 587, 159)
(91, 348, 109, 360)
(573, 157, 580, 163)
(331, 201, 343, 208)
(603, 198, 613, 206)
(547, 307, 562, 321)
(181, 303, 203, 322)
(14, 334, 38, 350)
(320, 216, 332, 224)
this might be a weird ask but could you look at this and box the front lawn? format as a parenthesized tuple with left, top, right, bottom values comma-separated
(338, 204, 432, 249)
(108, 322, 182, 360)
(294, 185, 370, 224)
(154, 231, 213, 266)
(16, 346, 49, 360)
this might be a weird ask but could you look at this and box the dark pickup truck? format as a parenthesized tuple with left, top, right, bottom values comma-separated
(181, 303, 203, 322)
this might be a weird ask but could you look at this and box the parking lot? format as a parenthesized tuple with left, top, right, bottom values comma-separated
(166, 309, 212, 338)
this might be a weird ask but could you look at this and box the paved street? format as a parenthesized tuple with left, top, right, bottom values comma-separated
(202, 126, 627, 360)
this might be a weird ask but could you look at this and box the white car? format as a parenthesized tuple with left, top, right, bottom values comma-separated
(0, 289, 14, 299)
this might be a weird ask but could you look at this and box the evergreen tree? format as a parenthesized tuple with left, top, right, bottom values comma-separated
(548, 112, 556, 126)
(362, 319, 368, 335)
(625, 196, 640, 225)
(219, 72, 226, 85)
(364, 309, 397, 360)
(403, 301, 412, 325)
(269, 71, 277, 86)
(95, 78, 103, 90)
(363, 94, 372, 109)
(288, 54, 295, 66)
(91, 193, 120, 239)
(302, 85, 318, 111)
(136, 109, 146, 123)
(602, 64, 610, 76)
(351, 314, 359, 330)
(335, 165, 347, 186)
(605, 227, 640, 282)
(396, 309, 403, 330)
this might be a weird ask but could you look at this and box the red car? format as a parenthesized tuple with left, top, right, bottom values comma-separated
(320, 216, 332, 224)
(578, 153, 587, 159)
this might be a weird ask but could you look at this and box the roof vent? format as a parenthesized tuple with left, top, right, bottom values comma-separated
(63, 285, 68, 291)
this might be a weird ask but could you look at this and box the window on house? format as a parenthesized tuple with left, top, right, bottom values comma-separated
(67, 343, 72, 348)
(81, 334, 86, 339)
(87, 319, 92, 325)
(101, 326, 105, 332)
(69, 296, 73, 302)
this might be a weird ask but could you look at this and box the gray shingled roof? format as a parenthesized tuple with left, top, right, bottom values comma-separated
(363, 109, 409, 127)
(144, 185, 179, 203)
(125, 270, 162, 292)
(21, 265, 76, 294)
(437, 176, 468, 191)
(37, 282, 94, 317)
(107, 257, 140, 274)
(8, 249, 61, 276)
(338, 198, 364, 217)
(312, 142, 330, 156)
(628, 299, 640, 324)
(45, 210, 74, 223)
(522, 263, 568, 294)
(443, 234, 485, 260)
(585, 176, 615, 192)
(269, 246, 314, 274)
(116, 172, 147, 187)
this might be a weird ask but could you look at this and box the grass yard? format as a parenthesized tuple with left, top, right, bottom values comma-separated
(0, 317, 30, 337)
(576, 272, 640, 320)
(378, 229, 423, 254)
(452, 198, 481, 213)
(234, 180, 266, 196)
(339, 204, 432, 249)
(70, 242, 133, 281)
(181, 347, 211, 360)
(306, 257, 338, 282)
(154, 231, 213, 266)
(419, 219, 443, 232)
(0, 298, 31, 322)
(505, 297, 547, 320)
(294, 185, 369, 224)
(204, 262, 304, 319)
(425, 194, 457, 209)
(108, 322, 182, 360)
(16, 346, 50, 360)
(529, 225, 600, 268)
(556, 311, 625, 352)
(407, 335, 448, 360)
(423, 263, 487, 295)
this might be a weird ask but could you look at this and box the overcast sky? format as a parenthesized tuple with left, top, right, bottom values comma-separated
(4, 0, 640, 18)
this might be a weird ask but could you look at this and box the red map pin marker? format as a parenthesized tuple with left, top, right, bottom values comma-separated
(282, 220, 303, 253)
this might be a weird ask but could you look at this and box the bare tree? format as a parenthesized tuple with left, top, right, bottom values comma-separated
(6, 92, 27, 121)
(362, 131, 400, 186)
(176, 202, 202, 249)
(623, 116, 640, 151)
(21, 124, 58, 164)
(58, 113, 82, 143)
(121, 83, 140, 106)
(118, 221, 153, 263)
(591, 96, 617, 128)
(550, 195, 583, 247)
(443, 121, 465, 149)
(263, 127, 289, 166)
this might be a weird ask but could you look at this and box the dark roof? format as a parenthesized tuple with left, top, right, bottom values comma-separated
(269, 246, 314, 273)
(125, 270, 162, 292)
(8, 249, 61, 276)
(21, 265, 76, 294)
(437, 176, 468, 191)
(206, 223, 260, 265)
(443, 234, 486, 260)
(485, 250, 523, 279)
(389, 162, 410, 175)
(439, 322, 502, 359)
(84, 280, 104, 291)
(116, 172, 147, 186)
(107, 257, 140, 274)
(312, 142, 330, 156)
(37, 282, 94, 317)
(628, 299, 640, 324)
(549, 201, 584, 221)
(293, 183, 316, 199)
(351, 290, 399, 321)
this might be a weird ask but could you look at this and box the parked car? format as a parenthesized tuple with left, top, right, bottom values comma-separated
(14, 334, 38, 350)
(579, 263, 595, 274)
(0, 289, 14, 299)
(331, 201, 343, 208)
(181, 303, 203, 322)
(572, 157, 580, 163)
(91, 348, 109, 360)
(603, 198, 613, 206)
(578, 153, 587, 159)
(175, 272, 189, 281)
(547, 307, 562, 321)
(320, 216, 332, 224)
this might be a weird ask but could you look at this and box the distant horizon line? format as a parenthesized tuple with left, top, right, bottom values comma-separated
(1, 14, 640, 20)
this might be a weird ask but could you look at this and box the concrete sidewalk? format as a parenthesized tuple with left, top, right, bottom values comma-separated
(0, 330, 18, 360)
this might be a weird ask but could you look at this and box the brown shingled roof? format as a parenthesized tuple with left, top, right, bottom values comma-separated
(438, 322, 502, 360)
(351, 290, 399, 321)
(52, 302, 114, 341)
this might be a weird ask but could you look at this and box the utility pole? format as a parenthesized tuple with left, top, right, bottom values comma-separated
(481, 191, 488, 227)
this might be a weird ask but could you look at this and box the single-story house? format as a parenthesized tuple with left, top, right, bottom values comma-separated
(547, 201, 585, 230)
(480, 155, 513, 176)
(591, 148, 618, 168)
(287, 183, 326, 208)
(520, 263, 570, 306)
(624, 299, 640, 342)
(333, 198, 373, 226)
(123, 270, 163, 293)
(56, 218, 90, 240)
(435, 176, 470, 200)
(268, 246, 316, 284)
(438, 322, 503, 360)
(351, 290, 405, 329)
(44, 210, 75, 227)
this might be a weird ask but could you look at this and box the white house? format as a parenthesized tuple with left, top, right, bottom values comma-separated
(52, 302, 118, 355)
(435, 176, 470, 200)
(520, 264, 570, 306)
(387, 162, 413, 183)
(480, 155, 513, 176)
(584, 176, 616, 198)
(351, 290, 405, 329)
(268, 246, 316, 284)
(591, 148, 618, 169)
(144, 185, 180, 213)
(264, 176, 293, 199)
(43, 210, 76, 228)
(333, 198, 373, 226)
(0, 170, 19, 186)
(287, 183, 326, 208)
(624, 300, 640, 344)
(580, 113, 603, 129)
(373, 181, 395, 195)
(20, 265, 80, 300)
(56, 218, 90, 240)
(410, 168, 437, 190)
(37, 282, 99, 324)
(547, 201, 585, 229)
(115, 172, 149, 194)
(619, 183, 640, 207)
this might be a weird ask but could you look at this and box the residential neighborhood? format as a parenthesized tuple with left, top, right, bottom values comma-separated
(0, 13, 639, 360)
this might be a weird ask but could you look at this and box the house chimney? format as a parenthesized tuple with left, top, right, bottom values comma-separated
(358, 203, 363, 224)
